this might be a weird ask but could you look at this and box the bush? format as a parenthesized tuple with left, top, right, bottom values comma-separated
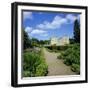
(57, 44, 80, 74)
(71, 64, 80, 74)
(23, 49, 48, 77)
(35, 63, 48, 76)
(23, 71, 31, 77)
(45, 45, 69, 52)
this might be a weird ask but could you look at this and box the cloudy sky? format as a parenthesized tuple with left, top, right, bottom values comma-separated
(22, 11, 80, 40)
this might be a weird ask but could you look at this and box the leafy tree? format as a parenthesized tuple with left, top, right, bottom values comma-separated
(69, 38, 75, 44)
(31, 38, 39, 47)
(23, 30, 31, 49)
(44, 40, 50, 45)
(39, 40, 50, 45)
(74, 19, 80, 43)
(39, 40, 45, 45)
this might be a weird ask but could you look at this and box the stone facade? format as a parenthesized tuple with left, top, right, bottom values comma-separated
(50, 36, 70, 46)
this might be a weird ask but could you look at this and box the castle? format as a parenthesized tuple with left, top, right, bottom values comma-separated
(50, 36, 70, 46)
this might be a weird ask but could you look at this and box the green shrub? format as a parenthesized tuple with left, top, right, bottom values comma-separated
(45, 45, 69, 52)
(57, 44, 80, 74)
(71, 64, 80, 74)
(23, 71, 31, 77)
(35, 63, 48, 76)
(57, 52, 65, 59)
(23, 49, 48, 77)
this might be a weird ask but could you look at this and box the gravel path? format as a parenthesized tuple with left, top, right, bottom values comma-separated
(44, 48, 76, 76)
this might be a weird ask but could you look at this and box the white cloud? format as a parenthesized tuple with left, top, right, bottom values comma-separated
(51, 15, 67, 28)
(37, 15, 67, 30)
(37, 14, 79, 30)
(31, 29, 47, 35)
(25, 26, 32, 33)
(23, 11, 33, 20)
(66, 14, 77, 23)
(25, 27, 48, 37)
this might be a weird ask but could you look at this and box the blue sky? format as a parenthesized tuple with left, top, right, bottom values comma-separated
(22, 11, 80, 40)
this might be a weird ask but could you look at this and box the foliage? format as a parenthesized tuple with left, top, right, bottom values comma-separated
(31, 38, 39, 47)
(39, 40, 50, 46)
(23, 49, 48, 77)
(23, 29, 50, 49)
(71, 64, 80, 74)
(23, 30, 32, 49)
(46, 45, 69, 52)
(57, 44, 80, 74)
(74, 19, 80, 43)
(35, 63, 48, 76)
(69, 38, 75, 44)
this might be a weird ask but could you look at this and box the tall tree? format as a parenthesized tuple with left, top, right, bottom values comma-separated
(74, 19, 80, 43)
(31, 38, 39, 47)
(23, 30, 31, 49)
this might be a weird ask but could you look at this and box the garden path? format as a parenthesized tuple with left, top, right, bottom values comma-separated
(43, 48, 76, 76)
